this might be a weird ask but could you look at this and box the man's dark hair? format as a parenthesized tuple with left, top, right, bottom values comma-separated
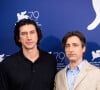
(14, 19, 42, 48)
(62, 30, 86, 48)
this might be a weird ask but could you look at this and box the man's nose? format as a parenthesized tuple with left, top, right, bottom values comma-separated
(69, 46, 74, 51)
(27, 33, 31, 39)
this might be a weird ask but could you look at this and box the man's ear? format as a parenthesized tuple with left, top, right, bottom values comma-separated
(83, 46, 86, 53)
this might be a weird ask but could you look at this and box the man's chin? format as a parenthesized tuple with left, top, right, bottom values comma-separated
(25, 47, 34, 50)
(69, 59, 77, 63)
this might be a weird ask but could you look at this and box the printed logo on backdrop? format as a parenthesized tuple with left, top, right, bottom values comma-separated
(0, 10, 41, 62)
(87, 0, 100, 30)
(86, 0, 100, 68)
(17, 10, 42, 26)
(90, 50, 100, 68)
(0, 54, 4, 62)
(51, 50, 100, 70)
(49, 51, 67, 70)
(0, 54, 9, 62)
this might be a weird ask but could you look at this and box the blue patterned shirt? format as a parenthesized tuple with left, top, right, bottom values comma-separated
(66, 60, 85, 90)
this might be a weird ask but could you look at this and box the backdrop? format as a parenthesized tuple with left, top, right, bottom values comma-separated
(0, 0, 100, 70)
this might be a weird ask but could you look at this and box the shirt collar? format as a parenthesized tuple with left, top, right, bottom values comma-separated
(67, 60, 85, 72)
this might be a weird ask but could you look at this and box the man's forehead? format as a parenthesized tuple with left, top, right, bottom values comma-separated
(66, 36, 81, 42)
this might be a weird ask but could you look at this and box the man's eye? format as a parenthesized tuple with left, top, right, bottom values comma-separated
(65, 44, 70, 47)
(30, 30, 36, 34)
(31, 31, 34, 34)
(21, 32, 27, 35)
(73, 44, 79, 47)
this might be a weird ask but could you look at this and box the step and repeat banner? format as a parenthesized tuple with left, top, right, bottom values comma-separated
(0, 0, 100, 70)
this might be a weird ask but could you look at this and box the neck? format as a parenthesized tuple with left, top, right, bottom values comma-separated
(70, 59, 83, 70)
(23, 47, 39, 63)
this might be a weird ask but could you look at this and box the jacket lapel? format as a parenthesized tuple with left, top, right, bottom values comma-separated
(62, 66, 69, 90)
(73, 61, 90, 89)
